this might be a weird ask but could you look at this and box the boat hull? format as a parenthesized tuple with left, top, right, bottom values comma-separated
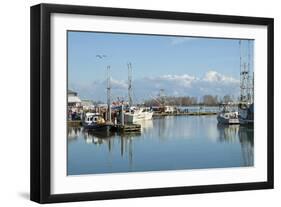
(238, 118, 254, 125)
(238, 103, 254, 125)
(124, 111, 153, 123)
(83, 123, 112, 131)
(217, 113, 240, 125)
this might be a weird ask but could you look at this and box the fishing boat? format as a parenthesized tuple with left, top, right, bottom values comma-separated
(238, 40, 254, 125)
(124, 107, 153, 123)
(238, 102, 254, 125)
(217, 103, 239, 125)
(122, 63, 154, 123)
(82, 112, 113, 131)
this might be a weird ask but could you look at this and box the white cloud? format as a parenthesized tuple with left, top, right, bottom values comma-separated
(110, 78, 127, 89)
(203, 70, 239, 84)
(169, 37, 196, 45)
(147, 74, 197, 87)
(70, 70, 240, 102)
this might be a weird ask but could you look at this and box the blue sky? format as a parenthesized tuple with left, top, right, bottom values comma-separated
(68, 31, 253, 103)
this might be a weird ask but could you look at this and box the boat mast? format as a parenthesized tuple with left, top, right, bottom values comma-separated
(107, 65, 111, 121)
(128, 62, 133, 107)
(159, 89, 165, 107)
(247, 40, 251, 102)
(239, 40, 254, 104)
(247, 40, 254, 104)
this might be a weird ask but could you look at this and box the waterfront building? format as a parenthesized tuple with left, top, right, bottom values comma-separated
(68, 89, 81, 107)
(81, 100, 95, 111)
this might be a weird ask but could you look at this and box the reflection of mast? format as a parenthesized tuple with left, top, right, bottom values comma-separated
(239, 127, 254, 166)
(108, 138, 112, 152)
(217, 124, 239, 142)
(127, 62, 133, 106)
(128, 138, 133, 169)
(107, 66, 111, 121)
(120, 135, 135, 168)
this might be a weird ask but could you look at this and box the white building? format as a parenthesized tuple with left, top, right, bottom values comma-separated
(164, 105, 176, 113)
(81, 100, 95, 110)
(68, 89, 81, 107)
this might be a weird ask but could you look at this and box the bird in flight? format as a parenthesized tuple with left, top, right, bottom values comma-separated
(96, 54, 107, 59)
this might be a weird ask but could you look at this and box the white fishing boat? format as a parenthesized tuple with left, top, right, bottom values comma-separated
(124, 107, 153, 123)
(217, 104, 239, 125)
(122, 63, 154, 124)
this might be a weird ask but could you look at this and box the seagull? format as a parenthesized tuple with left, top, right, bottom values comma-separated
(96, 54, 107, 59)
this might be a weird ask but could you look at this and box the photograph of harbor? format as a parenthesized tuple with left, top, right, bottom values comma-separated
(67, 31, 254, 175)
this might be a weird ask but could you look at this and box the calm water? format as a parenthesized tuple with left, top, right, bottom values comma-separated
(67, 115, 254, 175)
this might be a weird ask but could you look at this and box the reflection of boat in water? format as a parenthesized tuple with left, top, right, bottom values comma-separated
(83, 127, 140, 166)
(217, 124, 254, 166)
(84, 130, 115, 144)
(238, 103, 254, 125)
(82, 112, 113, 131)
(134, 119, 153, 133)
(67, 127, 82, 142)
(238, 126, 254, 166)
(217, 104, 239, 124)
(118, 131, 141, 139)
(217, 124, 239, 142)
(135, 119, 153, 129)
(86, 130, 115, 139)
(124, 107, 153, 123)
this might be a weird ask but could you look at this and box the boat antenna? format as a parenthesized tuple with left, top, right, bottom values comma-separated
(127, 62, 133, 107)
(107, 65, 111, 121)
(247, 40, 251, 102)
(159, 89, 165, 106)
(248, 40, 254, 104)
(240, 40, 248, 102)
(240, 40, 253, 104)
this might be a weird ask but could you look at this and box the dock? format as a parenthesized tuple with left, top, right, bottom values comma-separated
(67, 120, 82, 127)
(112, 124, 141, 133)
(153, 112, 217, 117)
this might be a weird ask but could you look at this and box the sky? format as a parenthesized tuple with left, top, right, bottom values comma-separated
(68, 31, 253, 103)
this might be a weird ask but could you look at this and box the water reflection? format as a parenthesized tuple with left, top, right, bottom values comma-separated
(217, 124, 240, 143)
(217, 124, 254, 166)
(84, 130, 115, 144)
(239, 126, 254, 166)
(149, 116, 193, 140)
(67, 127, 81, 142)
(68, 115, 254, 175)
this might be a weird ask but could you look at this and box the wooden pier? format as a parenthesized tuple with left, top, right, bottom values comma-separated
(112, 124, 141, 133)
(67, 120, 82, 127)
(153, 112, 217, 117)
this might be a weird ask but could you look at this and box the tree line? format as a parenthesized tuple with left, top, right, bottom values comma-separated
(143, 94, 236, 106)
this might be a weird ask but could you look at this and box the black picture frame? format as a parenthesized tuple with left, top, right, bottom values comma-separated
(30, 3, 274, 204)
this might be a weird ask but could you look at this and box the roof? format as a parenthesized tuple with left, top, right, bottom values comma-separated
(81, 100, 94, 104)
(68, 89, 77, 96)
(85, 112, 100, 117)
(68, 96, 81, 103)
